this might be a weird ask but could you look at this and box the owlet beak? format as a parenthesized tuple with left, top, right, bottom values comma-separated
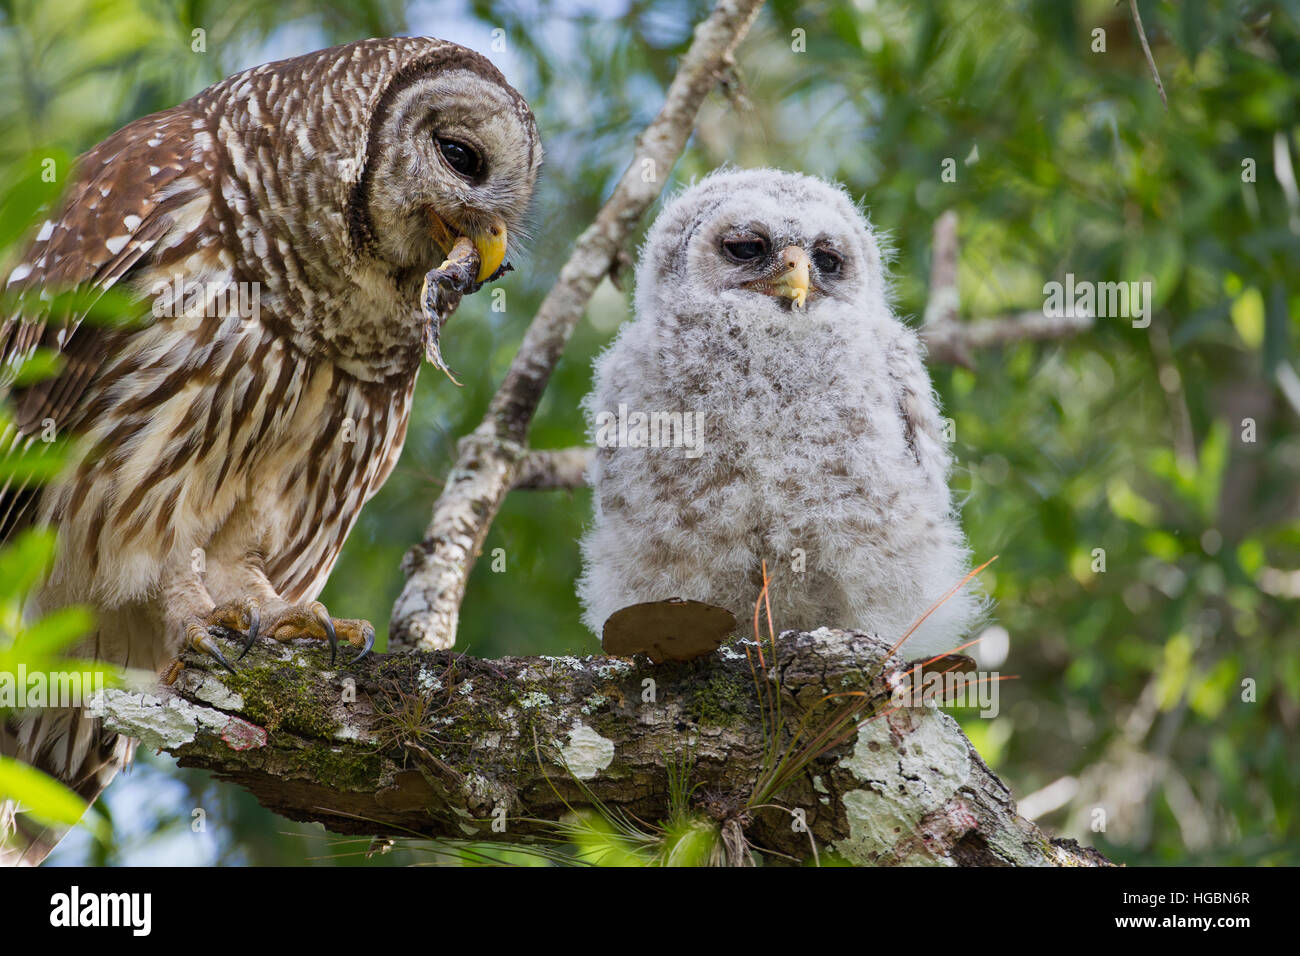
(773, 246, 811, 310)
(469, 217, 508, 283)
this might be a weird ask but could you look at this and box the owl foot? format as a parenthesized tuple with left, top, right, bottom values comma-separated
(235, 600, 375, 666)
(184, 619, 240, 674)
(161, 658, 185, 686)
(178, 598, 261, 673)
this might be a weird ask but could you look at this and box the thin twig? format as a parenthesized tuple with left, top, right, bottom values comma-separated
(1128, 0, 1167, 110)
(512, 446, 592, 490)
(1146, 318, 1198, 467)
(922, 210, 960, 327)
(918, 207, 1091, 366)
(921, 310, 1094, 367)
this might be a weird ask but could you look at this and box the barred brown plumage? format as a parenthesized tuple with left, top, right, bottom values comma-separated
(0, 36, 540, 864)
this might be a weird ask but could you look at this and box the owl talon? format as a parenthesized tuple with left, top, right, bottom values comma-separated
(185, 621, 237, 674)
(230, 603, 261, 660)
(202, 598, 261, 662)
(318, 606, 339, 664)
(350, 621, 376, 665)
(239, 601, 372, 667)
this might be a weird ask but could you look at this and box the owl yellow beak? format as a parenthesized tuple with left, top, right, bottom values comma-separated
(773, 246, 811, 310)
(469, 218, 508, 283)
(428, 209, 508, 284)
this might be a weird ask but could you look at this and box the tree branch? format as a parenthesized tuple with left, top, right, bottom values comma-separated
(512, 446, 592, 490)
(389, 0, 767, 651)
(921, 310, 1094, 367)
(100, 629, 1111, 866)
(923, 209, 960, 327)
(917, 209, 1093, 367)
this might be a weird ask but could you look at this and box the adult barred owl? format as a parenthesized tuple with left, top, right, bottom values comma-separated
(579, 169, 982, 656)
(0, 37, 540, 864)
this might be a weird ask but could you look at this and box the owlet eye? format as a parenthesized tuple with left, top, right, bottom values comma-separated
(813, 249, 843, 275)
(722, 236, 768, 262)
(436, 137, 483, 179)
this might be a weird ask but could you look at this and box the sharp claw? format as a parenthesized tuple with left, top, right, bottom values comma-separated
(311, 603, 338, 664)
(236, 603, 261, 661)
(350, 623, 375, 665)
(192, 630, 236, 674)
(209, 600, 363, 668)
(209, 644, 237, 674)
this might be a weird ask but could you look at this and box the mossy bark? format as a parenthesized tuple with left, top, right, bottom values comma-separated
(99, 627, 1112, 866)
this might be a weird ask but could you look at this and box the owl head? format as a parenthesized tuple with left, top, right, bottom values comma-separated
(205, 38, 541, 290)
(356, 46, 542, 281)
(635, 168, 889, 327)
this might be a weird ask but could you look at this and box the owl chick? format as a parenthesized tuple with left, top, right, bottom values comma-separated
(579, 169, 981, 658)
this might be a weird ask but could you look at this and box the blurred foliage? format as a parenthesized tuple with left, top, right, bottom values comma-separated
(0, 0, 1296, 865)
(0, 524, 115, 854)
(0, 421, 116, 852)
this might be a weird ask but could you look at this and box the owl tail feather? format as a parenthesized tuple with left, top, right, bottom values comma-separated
(1, 708, 130, 866)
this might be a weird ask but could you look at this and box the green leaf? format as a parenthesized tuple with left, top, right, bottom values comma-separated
(0, 755, 107, 841)
(1107, 479, 1160, 527)
(0, 530, 57, 599)
(1230, 287, 1265, 349)
(14, 605, 96, 657)
(0, 153, 67, 251)
(7, 347, 65, 387)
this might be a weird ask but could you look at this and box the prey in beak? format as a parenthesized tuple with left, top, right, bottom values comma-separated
(745, 245, 812, 311)
(426, 209, 510, 284)
(419, 210, 511, 385)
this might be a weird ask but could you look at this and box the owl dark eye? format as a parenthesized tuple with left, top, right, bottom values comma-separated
(813, 249, 843, 274)
(722, 237, 768, 262)
(436, 137, 483, 179)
